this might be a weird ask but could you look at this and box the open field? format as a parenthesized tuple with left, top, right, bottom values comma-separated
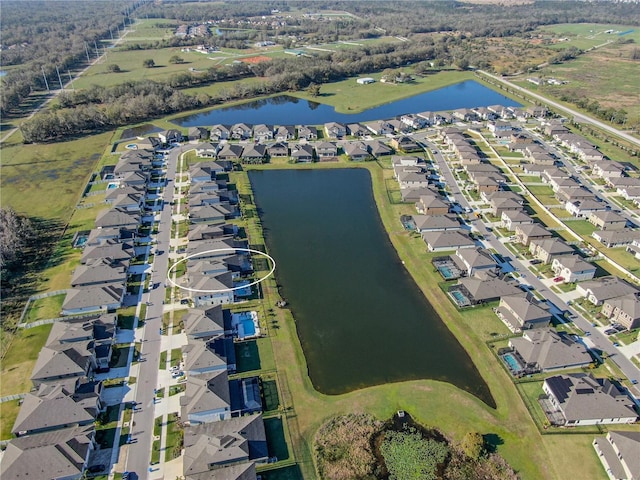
(537, 23, 640, 50)
(0, 399, 22, 440)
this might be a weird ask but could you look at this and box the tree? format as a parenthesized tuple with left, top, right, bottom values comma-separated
(143, 59, 155, 68)
(169, 55, 184, 64)
(380, 428, 449, 480)
(460, 432, 485, 461)
(308, 83, 321, 97)
(106, 64, 121, 73)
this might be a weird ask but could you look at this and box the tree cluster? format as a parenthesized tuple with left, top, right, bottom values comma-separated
(0, 208, 34, 272)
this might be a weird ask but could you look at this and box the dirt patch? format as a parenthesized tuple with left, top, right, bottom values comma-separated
(241, 56, 272, 64)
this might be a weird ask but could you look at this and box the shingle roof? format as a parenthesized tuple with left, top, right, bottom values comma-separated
(510, 329, 592, 371)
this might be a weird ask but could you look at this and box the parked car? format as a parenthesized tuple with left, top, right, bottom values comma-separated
(604, 329, 617, 335)
(613, 342, 620, 347)
(530, 259, 543, 265)
(632, 379, 638, 385)
(553, 276, 564, 283)
(88, 465, 105, 473)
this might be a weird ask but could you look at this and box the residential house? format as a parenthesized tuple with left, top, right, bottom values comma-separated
(509, 329, 592, 372)
(189, 161, 225, 182)
(210, 124, 230, 141)
(180, 370, 232, 424)
(0, 425, 96, 480)
(12, 384, 101, 436)
(61, 284, 124, 316)
(601, 294, 640, 331)
(365, 139, 393, 157)
(30, 343, 97, 388)
(588, 210, 628, 231)
(267, 142, 289, 158)
(184, 306, 233, 340)
(397, 171, 428, 189)
(455, 275, 522, 305)
(412, 214, 460, 233)
(470, 175, 502, 194)
(218, 143, 243, 162)
(94, 209, 140, 229)
(551, 255, 596, 283)
(495, 294, 552, 333)
(593, 431, 640, 480)
(184, 272, 235, 307)
(529, 238, 574, 264)
(80, 241, 134, 266)
(158, 129, 183, 144)
(515, 223, 553, 246)
(183, 414, 268, 478)
(70, 259, 128, 287)
(525, 105, 548, 118)
(501, 210, 534, 231)
(183, 337, 233, 375)
(188, 224, 237, 242)
(252, 124, 273, 142)
(194, 143, 219, 159)
(565, 198, 608, 218)
(415, 194, 449, 215)
(422, 230, 475, 252)
(315, 141, 338, 160)
(576, 276, 640, 306)
(324, 122, 346, 139)
(343, 141, 371, 161)
(290, 143, 314, 162)
(450, 247, 497, 277)
(400, 185, 440, 203)
(230, 123, 252, 140)
(240, 144, 266, 164)
(190, 204, 235, 224)
(542, 373, 638, 426)
(296, 125, 317, 140)
(390, 135, 421, 153)
(452, 108, 478, 122)
(593, 229, 640, 248)
(364, 120, 394, 136)
(189, 127, 209, 141)
(490, 197, 522, 217)
(400, 114, 428, 130)
(593, 161, 625, 179)
(274, 125, 295, 142)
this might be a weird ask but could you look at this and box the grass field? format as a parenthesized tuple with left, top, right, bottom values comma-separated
(0, 399, 21, 440)
(0, 324, 52, 396)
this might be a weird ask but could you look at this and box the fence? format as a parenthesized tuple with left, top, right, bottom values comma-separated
(18, 290, 67, 325)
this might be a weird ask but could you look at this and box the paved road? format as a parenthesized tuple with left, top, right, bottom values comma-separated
(478, 70, 640, 148)
(124, 147, 180, 479)
(415, 135, 640, 388)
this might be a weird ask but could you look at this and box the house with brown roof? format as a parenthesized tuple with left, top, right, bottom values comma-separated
(501, 210, 533, 231)
(324, 122, 346, 139)
(529, 238, 574, 264)
(593, 228, 640, 248)
(390, 135, 421, 153)
(450, 247, 497, 277)
(296, 125, 317, 140)
(412, 214, 460, 233)
(230, 123, 252, 140)
(315, 141, 339, 160)
(601, 294, 640, 330)
(422, 230, 476, 252)
(211, 124, 230, 140)
(290, 143, 314, 162)
(415, 194, 449, 215)
(343, 141, 371, 161)
(588, 210, 628, 231)
(515, 223, 553, 246)
(252, 124, 273, 142)
(495, 294, 552, 333)
(455, 275, 522, 305)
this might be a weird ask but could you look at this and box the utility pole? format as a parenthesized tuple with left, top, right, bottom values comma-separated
(67, 70, 75, 90)
(41, 67, 50, 92)
(84, 42, 91, 63)
(109, 27, 114, 40)
(56, 66, 64, 89)
(94, 41, 100, 59)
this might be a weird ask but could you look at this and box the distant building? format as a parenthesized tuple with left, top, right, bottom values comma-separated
(356, 77, 375, 84)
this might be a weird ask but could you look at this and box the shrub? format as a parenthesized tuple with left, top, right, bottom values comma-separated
(380, 427, 449, 480)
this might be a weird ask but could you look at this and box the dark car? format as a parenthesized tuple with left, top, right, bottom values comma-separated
(88, 465, 105, 473)
(530, 259, 543, 265)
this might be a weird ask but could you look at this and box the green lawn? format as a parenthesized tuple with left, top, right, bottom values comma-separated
(0, 324, 52, 396)
(23, 294, 66, 323)
(567, 220, 597, 236)
(164, 412, 184, 462)
(0, 399, 22, 440)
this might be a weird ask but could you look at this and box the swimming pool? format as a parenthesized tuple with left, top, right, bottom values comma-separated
(450, 290, 470, 307)
(107, 183, 118, 189)
(502, 353, 523, 373)
(125, 144, 138, 150)
(439, 266, 455, 279)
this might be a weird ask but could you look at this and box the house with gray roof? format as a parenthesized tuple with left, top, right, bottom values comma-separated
(240, 144, 266, 164)
(216, 143, 243, 162)
(347, 123, 368, 137)
(290, 143, 314, 162)
(496, 294, 553, 333)
(183, 337, 232, 375)
(501, 210, 533, 231)
(601, 294, 640, 331)
(252, 124, 273, 142)
(398, 172, 428, 190)
(12, 383, 101, 436)
(576, 276, 640, 306)
(183, 414, 268, 479)
(274, 125, 295, 142)
(315, 141, 339, 160)
(189, 126, 209, 141)
(422, 230, 475, 252)
(365, 139, 393, 157)
(186, 237, 245, 259)
(183, 272, 235, 307)
(194, 143, 219, 159)
(455, 275, 522, 305)
(593, 431, 640, 480)
(515, 223, 553, 246)
(80, 241, 134, 266)
(0, 425, 95, 480)
(490, 197, 523, 217)
(188, 224, 237, 242)
(509, 329, 592, 372)
(296, 125, 317, 140)
(566, 198, 608, 218)
(343, 141, 371, 161)
(542, 373, 638, 426)
(415, 194, 449, 215)
(400, 186, 439, 203)
(190, 203, 236, 224)
(529, 237, 574, 264)
(94, 209, 140, 229)
(451, 247, 497, 277)
(61, 284, 125, 316)
(211, 124, 231, 141)
(593, 228, 640, 248)
(184, 306, 232, 340)
(588, 210, 628, 231)
(180, 370, 232, 425)
(412, 214, 460, 233)
(390, 135, 420, 153)
(551, 255, 596, 283)
(267, 142, 289, 158)
(185, 461, 256, 480)
(230, 123, 252, 140)
(30, 343, 96, 388)
(70, 258, 128, 287)
(324, 122, 346, 139)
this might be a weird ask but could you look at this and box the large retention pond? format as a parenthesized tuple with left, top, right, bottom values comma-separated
(174, 79, 520, 127)
(250, 169, 494, 406)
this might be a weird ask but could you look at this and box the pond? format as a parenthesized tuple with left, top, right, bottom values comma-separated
(249, 168, 494, 406)
(173, 80, 520, 127)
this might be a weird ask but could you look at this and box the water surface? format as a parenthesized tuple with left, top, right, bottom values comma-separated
(174, 80, 520, 127)
(250, 168, 494, 406)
